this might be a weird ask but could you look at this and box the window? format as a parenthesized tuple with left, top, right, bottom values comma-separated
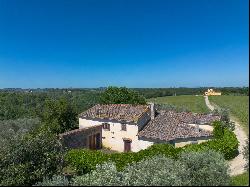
(102, 123, 110, 131)
(121, 123, 127, 131)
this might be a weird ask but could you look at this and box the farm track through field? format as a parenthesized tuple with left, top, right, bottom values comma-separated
(204, 96, 248, 176)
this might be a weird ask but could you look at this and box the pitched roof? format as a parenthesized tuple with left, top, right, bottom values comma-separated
(172, 112, 221, 124)
(138, 111, 212, 141)
(79, 104, 150, 123)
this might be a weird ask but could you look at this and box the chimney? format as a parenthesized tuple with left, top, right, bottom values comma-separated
(149, 102, 155, 120)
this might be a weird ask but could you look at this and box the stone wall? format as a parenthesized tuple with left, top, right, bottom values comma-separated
(59, 125, 102, 149)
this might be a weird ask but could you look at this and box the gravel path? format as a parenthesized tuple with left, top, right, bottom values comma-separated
(204, 96, 248, 176)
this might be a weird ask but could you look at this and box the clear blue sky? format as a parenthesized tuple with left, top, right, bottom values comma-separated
(0, 0, 249, 88)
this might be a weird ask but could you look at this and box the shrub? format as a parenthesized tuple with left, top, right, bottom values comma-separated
(64, 149, 109, 175)
(71, 156, 189, 186)
(219, 108, 235, 131)
(65, 144, 180, 174)
(179, 150, 230, 186)
(69, 151, 229, 186)
(72, 162, 121, 186)
(120, 155, 189, 186)
(212, 120, 225, 138)
(0, 129, 64, 186)
(34, 175, 69, 186)
(183, 128, 238, 160)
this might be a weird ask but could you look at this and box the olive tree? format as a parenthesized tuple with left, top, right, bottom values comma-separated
(179, 150, 230, 186)
(34, 175, 69, 186)
(0, 129, 64, 186)
(120, 155, 190, 186)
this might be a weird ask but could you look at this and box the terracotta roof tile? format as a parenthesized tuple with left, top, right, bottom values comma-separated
(138, 111, 214, 141)
(79, 104, 149, 123)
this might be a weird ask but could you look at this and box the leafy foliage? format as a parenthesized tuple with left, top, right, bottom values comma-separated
(64, 149, 109, 175)
(184, 127, 239, 160)
(0, 129, 65, 186)
(42, 97, 78, 134)
(34, 175, 69, 186)
(0, 90, 101, 121)
(179, 150, 230, 186)
(212, 120, 225, 138)
(0, 118, 41, 147)
(120, 155, 189, 186)
(65, 143, 181, 175)
(42, 150, 230, 186)
(219, 108, 235, 131)
(100, 86, 146, 104)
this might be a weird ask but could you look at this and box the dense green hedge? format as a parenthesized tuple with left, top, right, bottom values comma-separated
(183, 128, 238, 160)
(65, 121, 239, 174)
(65, 144, 182, 175)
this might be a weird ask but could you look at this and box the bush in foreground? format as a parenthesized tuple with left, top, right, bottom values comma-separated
(0, 129, 64, 186)
(38, 150, 230, 186)
(179, 150, 230, 186)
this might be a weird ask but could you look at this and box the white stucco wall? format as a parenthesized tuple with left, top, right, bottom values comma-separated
(79, 118, 211, 152)
(174, 137, 211, 148)
(79, 117, 153, 152)
(79, 118, 101, 128)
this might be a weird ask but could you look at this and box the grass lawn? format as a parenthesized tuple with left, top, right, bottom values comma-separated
(209, 96, 249, 133)
(148, 95, 210, 113)
(230, 172, 249, 186)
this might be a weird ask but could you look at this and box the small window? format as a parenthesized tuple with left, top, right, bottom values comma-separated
(121, 123, 127, 131)
(102, 123, 110, 131)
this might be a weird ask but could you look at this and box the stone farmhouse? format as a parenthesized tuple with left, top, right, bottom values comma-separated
(59, 103, 220, 152)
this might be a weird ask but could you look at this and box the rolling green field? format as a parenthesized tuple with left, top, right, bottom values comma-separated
(148, 95, 210, 113)
(209, 96, 249, 133)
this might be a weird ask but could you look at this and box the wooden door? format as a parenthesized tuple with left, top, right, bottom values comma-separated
(124, 140, 131, 152)
(96, 133, 101, 149)
(89, 135, 96, 150)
